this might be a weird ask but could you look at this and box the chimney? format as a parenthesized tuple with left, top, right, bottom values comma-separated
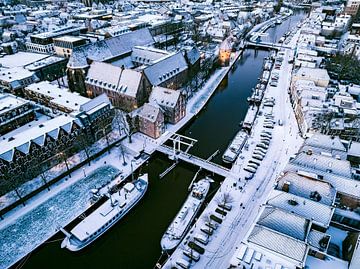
(282, 181, 290, 192)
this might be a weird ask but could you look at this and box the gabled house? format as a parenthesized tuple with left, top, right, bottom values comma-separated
(85, 61, 151, 112)
(149, 86, 186, 124)
(134, 103, 165, 139)
(144, 51, 188, 90)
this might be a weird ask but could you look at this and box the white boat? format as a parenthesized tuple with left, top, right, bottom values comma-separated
(222, 130, 248, 163)
(161, 178, 211, 252)
(61, 174, 149, 251)
(275, 19, 282, 25)
(242, 106, 259, 131)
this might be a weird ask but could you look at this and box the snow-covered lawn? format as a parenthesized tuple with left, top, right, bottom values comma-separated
(0, 130, 121, 212)
(0, 165, 119, 269)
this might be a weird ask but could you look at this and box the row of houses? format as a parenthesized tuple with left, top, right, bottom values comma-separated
(0, 93, 113, 192)
(289, 12, 360, 142)
(230, 134, 360, 269)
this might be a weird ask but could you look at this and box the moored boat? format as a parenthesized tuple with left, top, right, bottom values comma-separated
(61, 174, 149, 251)
(222, 130, 248, 163)
(161, 178, 211, 252)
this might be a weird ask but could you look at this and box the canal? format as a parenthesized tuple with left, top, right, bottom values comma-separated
(19, 10, 306, 269)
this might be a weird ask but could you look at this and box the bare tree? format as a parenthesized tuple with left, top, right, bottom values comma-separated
(58, 150, 71, 177)
(125, 114, 139, 144)
(113, 109, 127, 137)
(202, 212, 213, 234)
(77, 132, 93, 166)
(216, 192, 234, 209)
(119, 142, 127, 166)
(27, 165, 51, 192)
(98, 120, 112, 151)
(2, 170, 26, 207)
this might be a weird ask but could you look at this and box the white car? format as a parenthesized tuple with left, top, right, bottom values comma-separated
(244, 166, 257, 173)
(252, 154, 264, 161)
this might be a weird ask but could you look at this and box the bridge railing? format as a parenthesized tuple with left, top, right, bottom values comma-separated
(160, 145, 231, 173)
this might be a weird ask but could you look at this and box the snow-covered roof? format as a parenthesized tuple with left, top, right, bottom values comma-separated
(0, 67, 35, 83)
(79, 93, 111, 114)
(26, 81, 89, 111)
(25, 56, 66, 71)
(184, 46, 200, 65)
(308, 229, 330, 250)
(0, 93, 29, 116)
(276, 172, 336, 206)
(286, 164, 360, 199)
(257, 206, 310, 241)
(289, 152, 352, 178)
(301, 134, 347, 160)
(135, 103, 162, 123)
(0, 52, 49, 68)
(149, 86, 181, 109)
(303, 134, 346, 153)
(144, 51, 188, 86)
(68, 28, 154, 69)
(131, 46, 169, 65)
(85, 62, 143, 98)
(348, 142, 360, 158)
(266, 189, 334, 227)
(247, 224, 308, 263)
(0, 115, 81, 162)
(294, 67, 330, 85)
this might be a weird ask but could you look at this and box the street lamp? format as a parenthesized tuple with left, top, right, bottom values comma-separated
(130, 159, 136, 182)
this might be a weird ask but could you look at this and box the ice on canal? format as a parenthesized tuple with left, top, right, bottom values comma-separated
(0, 165, 119, 269)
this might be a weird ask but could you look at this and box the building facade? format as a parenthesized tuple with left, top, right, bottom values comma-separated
(85, 61, 152, 112)
(0, 94, 35, 135)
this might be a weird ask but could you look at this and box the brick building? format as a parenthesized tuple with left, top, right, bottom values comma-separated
(149, 86, 186, 124)
(134, 103, 165, 139)
(85, 61, 152, 112)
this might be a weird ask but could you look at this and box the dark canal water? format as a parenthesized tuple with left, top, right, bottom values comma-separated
(18, 10, 306, 269)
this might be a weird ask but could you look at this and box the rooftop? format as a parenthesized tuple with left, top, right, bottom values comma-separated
(149, 86, 181, 108)
(257, 206, 310, 241)
(25, 81, 89, 111)
(25, 56, 66, 71)
(86, 62, 143, 98)
(135, 103, 161, 123)
(289, 152, 352, 178)
(0, 67, 36, 83)
(0, 52, 49, 68)
(266, 189, 334, 227)
(144, 51, 188, 86)
(68, 28, 154, 69)
(276, 172, 336, 206)
(247, 224, 308, 264)
(0, 94, 29, 116)
(0, 115, 81, 162)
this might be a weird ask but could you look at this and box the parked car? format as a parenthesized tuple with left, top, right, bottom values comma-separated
(257, 143, 269, 149)
(252, 154, 264, 161)
(244, 166, 257, 173)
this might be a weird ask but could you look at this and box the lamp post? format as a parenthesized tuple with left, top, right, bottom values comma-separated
(130, 159, 136, 182)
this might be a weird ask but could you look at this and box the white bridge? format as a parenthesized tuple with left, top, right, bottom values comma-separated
(245, 40, 292, 50)
(156, 133, 237, 179)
